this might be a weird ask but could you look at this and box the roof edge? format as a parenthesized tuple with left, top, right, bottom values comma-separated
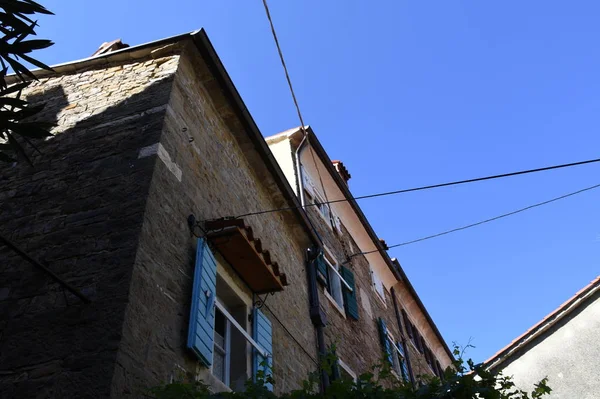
(190, 32, 322, 249)
(5, 30, 198, 84)
(485, 275, 600, 371)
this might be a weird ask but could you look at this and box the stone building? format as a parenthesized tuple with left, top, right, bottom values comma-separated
(267, 127, 454, 382)
(484, 275, 600, 398)
(0, 29, 451, 398)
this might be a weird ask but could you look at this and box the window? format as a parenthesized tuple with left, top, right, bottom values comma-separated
(313, 190, 332, 224)
(301, 164, 337, 230)
(378, 318, 409, 382)
(370, 266, 386, 303)
(212, 276, 251, 390)
(187, 238, 274, 392)
(325, 254, 344, 310)
(338, 359, 357, 382)
(316, 248, 359, 320)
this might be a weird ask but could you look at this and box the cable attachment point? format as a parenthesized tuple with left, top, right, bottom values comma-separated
(187, 214, 207, 238)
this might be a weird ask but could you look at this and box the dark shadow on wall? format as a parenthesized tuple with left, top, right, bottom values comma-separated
(0, 73, 177, 399)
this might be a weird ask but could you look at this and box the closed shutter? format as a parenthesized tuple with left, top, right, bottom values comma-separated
(316, 253, 328, 287)
(436, 360, 444, 381)
(252, 308, 273, 391)
(340, 266, 359, 320)
(402, 310, 413, 339)
(301, 166, 315, 197)
(377, 318, 393, 365)
(187, 238, 217, 367)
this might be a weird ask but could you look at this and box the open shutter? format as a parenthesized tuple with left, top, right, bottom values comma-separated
(252, 308, 273, 391)
(187, 238, 217, 367)
(377, 318, 393, 365)
(396, 341, 410, 382)
(316, 253, 328, 287)
(340, 266, 359, 320)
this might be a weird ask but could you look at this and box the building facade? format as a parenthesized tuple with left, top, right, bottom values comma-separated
(0, 29, 451, 398)
(267, 128, 453, 383)
(484, 276, 600, 399)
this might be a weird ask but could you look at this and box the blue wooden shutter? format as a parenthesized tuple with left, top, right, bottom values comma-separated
(377, 318, 393, 365)
(316, 253, 328, 287)
(186, 238, 217, 367)
(253, 308, 273, 391)
(340, 266, 359, 320)
(396, 341, 410, 382)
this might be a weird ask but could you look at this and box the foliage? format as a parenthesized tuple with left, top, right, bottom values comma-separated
(0, 0, 54, 164)
(148, 346, 551, 399)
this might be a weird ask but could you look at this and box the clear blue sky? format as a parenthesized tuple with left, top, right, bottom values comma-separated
(36, 1, 599, 363)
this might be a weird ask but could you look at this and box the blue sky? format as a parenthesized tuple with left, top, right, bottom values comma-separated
(36, 1, 599, 363)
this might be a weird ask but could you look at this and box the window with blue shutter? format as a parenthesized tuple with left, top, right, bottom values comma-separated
(396, 341, 410, 382)
(187, 238, 218, 367)
(316, 253, 328, 286)
(340, 266, 359, 320)
(377, 318, 393, 365)
(252, 308, 273, 391)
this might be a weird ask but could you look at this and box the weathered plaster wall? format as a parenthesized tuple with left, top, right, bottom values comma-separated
(497, 292, 600, 399)
(111, 43, 318, 396)
(0, 52, 179, 398)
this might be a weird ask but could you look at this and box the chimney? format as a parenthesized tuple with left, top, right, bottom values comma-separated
(91, 39, 130, 57)
(332, 160, 351, 186)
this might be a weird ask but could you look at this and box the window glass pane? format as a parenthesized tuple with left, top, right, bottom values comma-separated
(213, 349, 226, 382)
(214, 309, 226, 349)
(325, 258, 344, 309)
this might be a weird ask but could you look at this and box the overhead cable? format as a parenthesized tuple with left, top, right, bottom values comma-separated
(348, 181, 600, 259)
(231, 157, 600, 219)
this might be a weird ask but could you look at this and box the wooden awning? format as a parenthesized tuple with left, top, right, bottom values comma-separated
(204, 218, 288, 294)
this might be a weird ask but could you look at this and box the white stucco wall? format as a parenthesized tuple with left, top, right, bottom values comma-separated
(497, 292, 600, 399)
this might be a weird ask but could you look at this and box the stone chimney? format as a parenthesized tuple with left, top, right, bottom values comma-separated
(91, 39, 130, 57)
(332, 160, 351, 186)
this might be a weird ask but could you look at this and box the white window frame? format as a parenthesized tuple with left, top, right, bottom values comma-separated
(312, 189, 332, 226)
(338, 359, 357, 382)
(213, 306, 232, 385)
(215, 300, 269, 359)
(370, 265, 386, 304)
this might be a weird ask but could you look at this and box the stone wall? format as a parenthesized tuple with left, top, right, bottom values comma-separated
(110, 43, 319, 396)
(0, 51, 180, 398)
(302, 201, 437, 382)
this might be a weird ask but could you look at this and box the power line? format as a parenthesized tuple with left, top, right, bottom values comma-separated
(261, 0, 306, 130)
(262, 303, 319, 366)
(231, 157, 600, 219)
(348, 182, 600, 259)
(260, 0, 331, 241)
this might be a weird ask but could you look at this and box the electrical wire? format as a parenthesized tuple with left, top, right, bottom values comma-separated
(348, 181, 600, 259)
(230, 157, 600, 219)
(262, 303, 319, 366)
(261, 0, 306, 130)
